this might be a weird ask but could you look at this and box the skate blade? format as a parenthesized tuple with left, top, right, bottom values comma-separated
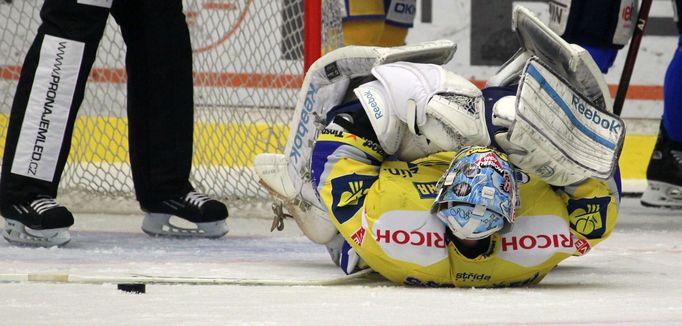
(640, 181, 682, 209)
(1, 220, 71, 247)
(141, 213, 229, 238)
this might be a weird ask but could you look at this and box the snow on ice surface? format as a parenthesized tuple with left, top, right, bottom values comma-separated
(1, 197, 681, 326)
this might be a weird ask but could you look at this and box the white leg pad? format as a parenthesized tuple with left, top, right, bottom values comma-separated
(283, 198, 338, 244)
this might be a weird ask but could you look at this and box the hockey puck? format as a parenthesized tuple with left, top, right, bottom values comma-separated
(117, 283, 146, 294)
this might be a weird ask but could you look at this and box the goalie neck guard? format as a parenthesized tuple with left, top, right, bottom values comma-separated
(432, 147, 517, 240)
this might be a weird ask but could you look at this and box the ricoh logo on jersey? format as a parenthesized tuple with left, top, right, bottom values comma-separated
(501, 233, 574, 252)
(289, 83, 317, 164)
(497, 215, 576, 267)
(375, 228, 446, 248)
(371, 211, 448, 266)
(571, 94, 621, 134)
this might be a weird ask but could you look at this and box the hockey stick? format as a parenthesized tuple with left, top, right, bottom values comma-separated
(0, 269, 378, 287)
(613, 0, 654, 116)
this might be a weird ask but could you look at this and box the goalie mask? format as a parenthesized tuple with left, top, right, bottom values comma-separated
(431, 147, 517, 240)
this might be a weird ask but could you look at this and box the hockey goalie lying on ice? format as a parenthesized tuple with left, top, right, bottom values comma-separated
(254, 6, 624, 288)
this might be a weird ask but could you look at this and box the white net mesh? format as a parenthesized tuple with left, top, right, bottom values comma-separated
(0, 0, 343, 211)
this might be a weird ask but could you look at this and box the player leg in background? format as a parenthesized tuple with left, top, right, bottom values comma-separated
(641, 0, 682, 208)
(110, 0, 228, 237)
(378, 0, 416, 46)
(0, 0, 111, 246)
(340, 0, 414, 47)
(548, 0, 634, 73)
(340, 0, 385, 46)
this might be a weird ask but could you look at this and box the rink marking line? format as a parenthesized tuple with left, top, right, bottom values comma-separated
(0, 269, 378, 286)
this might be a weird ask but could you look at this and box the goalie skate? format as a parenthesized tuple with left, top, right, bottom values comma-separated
(641, 128, 682, 208)
(140, 191, 229, 238)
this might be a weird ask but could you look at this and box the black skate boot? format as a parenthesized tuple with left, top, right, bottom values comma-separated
(641, 126, 682, 208)
(140, 191, 229, 238)
(0, 196, 74, 246)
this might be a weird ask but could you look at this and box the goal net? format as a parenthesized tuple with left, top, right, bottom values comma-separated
(0, 0, 343, 212)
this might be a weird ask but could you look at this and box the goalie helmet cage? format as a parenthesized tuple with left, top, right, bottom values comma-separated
(0, 0, 343, 212)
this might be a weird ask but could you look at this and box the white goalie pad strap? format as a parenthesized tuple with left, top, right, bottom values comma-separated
(282, 40, 457, 193)
(512, 6, 613, 112)
(353, 63, 442, 154)
(354, 80, 406, 154)
(506, 59, 625, 186)
(355, 62, 486, 154)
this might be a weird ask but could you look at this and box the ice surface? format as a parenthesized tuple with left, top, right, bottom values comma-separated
(1, 197, 681, 325)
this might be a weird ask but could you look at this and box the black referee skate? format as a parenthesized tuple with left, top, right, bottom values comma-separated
(0, 196, 74, 247)
(641, 127, 682, 208)
(140, 191, 229, 238)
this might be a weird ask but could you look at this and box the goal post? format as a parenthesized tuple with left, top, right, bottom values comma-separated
(0, 0, 343, 211)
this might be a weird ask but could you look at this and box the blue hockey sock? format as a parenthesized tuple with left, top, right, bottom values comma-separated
(662, 36, 682, 143)
(581, 45, 619, 73)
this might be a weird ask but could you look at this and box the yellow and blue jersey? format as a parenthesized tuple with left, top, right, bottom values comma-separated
(340, 0, 416, 28)
(311, 129, 620, 287)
